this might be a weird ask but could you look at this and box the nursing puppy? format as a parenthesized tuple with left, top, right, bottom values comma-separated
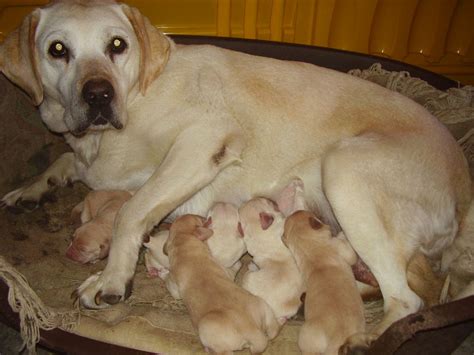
(283, 211, 366, 355)
(164, 214, 280, 354)
(145, 202, 245, 283)
(206, 202, 246, 278)
(1, 1, 470, 344)
(239, 197, 304, 324)
(144, 229, 170, 280)
(67, 190, 131, 264)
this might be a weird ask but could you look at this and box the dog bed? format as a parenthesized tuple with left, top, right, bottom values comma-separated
(0, 37, 473, 354)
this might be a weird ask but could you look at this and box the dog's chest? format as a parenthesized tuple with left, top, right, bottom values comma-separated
(75, 134, 159, 191)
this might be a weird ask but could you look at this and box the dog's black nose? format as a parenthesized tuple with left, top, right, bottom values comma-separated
(82, 79, 114, 107)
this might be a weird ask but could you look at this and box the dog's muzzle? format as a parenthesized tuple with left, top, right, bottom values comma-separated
(81, 79, 123, 130)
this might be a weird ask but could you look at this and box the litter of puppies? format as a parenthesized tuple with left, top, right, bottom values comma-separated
(71, 179, 384, 354)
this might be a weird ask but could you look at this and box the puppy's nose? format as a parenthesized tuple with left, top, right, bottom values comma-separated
(82, 79, 114, 106)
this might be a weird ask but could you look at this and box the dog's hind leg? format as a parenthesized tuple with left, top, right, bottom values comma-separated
(321, 133, 467, 345)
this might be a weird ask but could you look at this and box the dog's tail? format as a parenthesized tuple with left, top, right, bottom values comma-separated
(441, 194, 474, 272)
(440, 190, 474, 300)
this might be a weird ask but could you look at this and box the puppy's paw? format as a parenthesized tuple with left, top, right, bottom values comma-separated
(75, 271, 133, 309)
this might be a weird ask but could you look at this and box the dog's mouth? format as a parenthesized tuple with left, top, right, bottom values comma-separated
(70, 108, 123, 136)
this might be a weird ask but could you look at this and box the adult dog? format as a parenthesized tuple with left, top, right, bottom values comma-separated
(0, 0, 470, 345)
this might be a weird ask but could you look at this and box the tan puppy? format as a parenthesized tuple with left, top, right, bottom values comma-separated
(67, 190, 131, 264)
(283, 210, 366, 355)
(164, 214, 280, 354)
(145, 202, 245, 283)
(239, 197, 304, 324)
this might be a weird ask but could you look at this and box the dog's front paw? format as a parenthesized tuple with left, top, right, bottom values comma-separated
(73, 271, 133, 309)
(1, 181, 55, 212)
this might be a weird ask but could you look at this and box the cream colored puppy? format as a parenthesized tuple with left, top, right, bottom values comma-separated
(283, 210, 366, 355)
(164, 214, 280, 354)
(144, 230, 170, 280)
(67, 190, 131, 264)
(205, 202, 246, 278)
(0, 1, 470, 344)
(239, 197, 304, 324)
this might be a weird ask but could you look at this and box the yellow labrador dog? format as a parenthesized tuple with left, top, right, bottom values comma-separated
(0, 0, 470, 346)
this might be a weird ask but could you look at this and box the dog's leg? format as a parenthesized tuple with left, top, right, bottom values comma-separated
(1, 152, 77, 210)
(77, 126, 244, 308)
(322, 137, 438, 345)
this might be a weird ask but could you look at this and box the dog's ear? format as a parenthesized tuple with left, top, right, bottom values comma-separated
(0, 9, 43, 106)
(259, 212, 274, 230)
(194, 227, 214, 241)
(121, 5, 171, 95)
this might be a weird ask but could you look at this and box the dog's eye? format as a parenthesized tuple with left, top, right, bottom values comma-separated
(109, 37, 127, 55)
(48, 41, 68, 59)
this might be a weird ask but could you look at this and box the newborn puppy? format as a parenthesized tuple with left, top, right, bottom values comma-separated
(144, 230, 170, 280)
(164, 214, 279, 354)
(206, 202, 246, 278)
(283, 210, 366, 355)
(239, 197, 304, 324)
(145, 202, 245, 283)
(66, 190, 131, 264)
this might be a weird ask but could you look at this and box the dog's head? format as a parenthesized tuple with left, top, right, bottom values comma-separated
(0, 0, 171, 135)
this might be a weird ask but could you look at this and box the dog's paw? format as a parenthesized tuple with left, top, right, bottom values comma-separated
(339, 333, 378, 355)
(1, 182, 54, 212)
(74, 271, 133, 309)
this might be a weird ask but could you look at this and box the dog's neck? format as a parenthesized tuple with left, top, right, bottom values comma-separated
(65, 131, 102, 166)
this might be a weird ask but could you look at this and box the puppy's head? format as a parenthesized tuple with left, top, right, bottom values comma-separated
(0, 0, 171, 135)
(238, 197, 284, 240)
(282, 210, 330, 248)
(164, 214, 213, 255)
(207, 202, 243, 241)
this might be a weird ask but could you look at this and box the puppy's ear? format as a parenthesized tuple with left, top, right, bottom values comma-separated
(0, 9, 43, 106)
(275, 178, 307, 217)
(162, 240, 169, 256)
(309, 216, 323, 230)
(203, 217, 212, 229)
(237, 222, 244, 238)
(122, 5, 171, 95)
(259, 212, 274, 230)
(194, 227, 214, 241)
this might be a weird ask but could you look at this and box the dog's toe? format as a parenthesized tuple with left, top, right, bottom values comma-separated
(16, 198, 38, 211)
(6, 205, 26, 215)
(101, 293, 122, 305)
